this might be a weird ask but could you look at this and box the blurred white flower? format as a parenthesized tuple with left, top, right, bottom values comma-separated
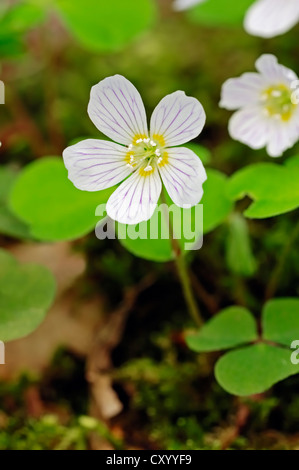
(63, 75, 207, 225)
(173, 0, 206, 11)
(174, 0, 299, 39)
(220, 54, 299, 157)
(244, 0, 299, 38)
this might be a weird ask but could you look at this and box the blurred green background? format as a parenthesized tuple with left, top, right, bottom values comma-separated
(1, 0, 299, 450)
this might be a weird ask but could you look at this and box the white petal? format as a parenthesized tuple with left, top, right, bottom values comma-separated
(63, 139, 133, 191)
(220, 73, 265, 110)
(88, 75, 148, 146)
(228, 106, 299, 158)
(255, 54, 298, 85)
(228, 107, 270, 150)
(173, 0, 205, 11)
(158, 147, 207, 208)
(245, 0, 299, 38)
(267, 110, 299, 157)
(106, 167, 162, 224)
(150, 91, 206, 147)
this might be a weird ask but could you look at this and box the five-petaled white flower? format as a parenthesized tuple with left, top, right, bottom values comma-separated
(173, 0, 206, 11)
(219, 54, 299, 158)
(244, 0, 299, 38)
(63, 75, 207, 225)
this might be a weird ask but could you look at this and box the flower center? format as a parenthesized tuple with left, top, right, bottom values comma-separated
(125, 136, 168, 175)
(261, 84, 296, 122)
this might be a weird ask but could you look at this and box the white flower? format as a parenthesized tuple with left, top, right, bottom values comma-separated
(63, 75, 207, 225)
(244, 0, 299, 38)
(175, 0, 299, 39)
(173, 0, 206, 11)
(219, 54, 299, 158)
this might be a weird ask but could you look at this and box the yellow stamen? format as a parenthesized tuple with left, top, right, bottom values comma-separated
(157, 151, 169, 168)
(262, 84, 295, 122)
(152, 134, 166, 147)
(132, 133, 148, 144)
(124, 151, 134, 164)
(281, 111, 293, 122)
(139, 166, 155, 177)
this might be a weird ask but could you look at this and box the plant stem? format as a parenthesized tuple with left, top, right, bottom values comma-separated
(265, 220, 299, 300)
(160, 190, 203, 327)
(174, 248, 203, 327)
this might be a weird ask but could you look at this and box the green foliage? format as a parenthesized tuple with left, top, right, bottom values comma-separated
(0, 167, 30, 238)
(0, 1, 45, 57)
(202, 169, 233, 233)
(188, 0, 254, 26)
(114, 325, 232, 450)
(119, 168, 233, 262)
(0, 249, 56, 342)
(0, 0, 157, 56)
(226, 213, 257, 277)
(186, 306, 258, 352)
(188, 298, 299, 396)
(115, 357, 207, 449)
(0, 2, 45, 34)
(54, 0, 157, 52)
(215, 344, 299, 396)
(263, 298, 299, 347)
(227, 156, 299, 219)
(0, 413, 122, 450)
(9, 157, 113, 241)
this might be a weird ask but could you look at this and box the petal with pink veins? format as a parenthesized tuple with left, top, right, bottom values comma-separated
(106, 167, 162, 224)
(88, 75, 148, 146)
(158, 147, 207, 208)
(150, 91, 206, 147)
(63, 139, 133, 191)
